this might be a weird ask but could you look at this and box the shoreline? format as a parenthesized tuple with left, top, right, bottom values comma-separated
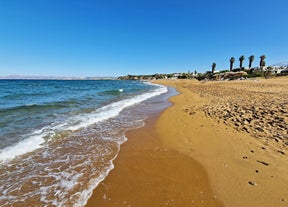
(85, 86, 223, 206)
(85, 77, 288, 207)
(85, 112, 223, 206)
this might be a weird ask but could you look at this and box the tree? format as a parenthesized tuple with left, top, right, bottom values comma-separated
(211, 63, 216, 73)
(248, 55, 255, 68)
(260, 55, 266, 69)
(230, 57, 235, 71)
(239, 55, 245, 70)
(263, 66, 273, 79)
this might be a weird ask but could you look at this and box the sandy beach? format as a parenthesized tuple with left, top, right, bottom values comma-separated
(85, 114, 223, 207)
(86, 77, 288, 207)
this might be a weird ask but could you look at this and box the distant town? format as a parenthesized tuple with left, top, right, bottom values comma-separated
(118, 65, 288, 81)
(119, 57, 288, 81)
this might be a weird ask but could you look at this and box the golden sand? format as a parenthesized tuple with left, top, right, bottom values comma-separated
(85, 115, 223, 206)
(86, 77, 288, 207)
(155, 77, 288, 207)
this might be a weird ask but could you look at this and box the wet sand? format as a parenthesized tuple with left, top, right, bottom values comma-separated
(86, 77, 288, 207)
(85, 114, 223, 206)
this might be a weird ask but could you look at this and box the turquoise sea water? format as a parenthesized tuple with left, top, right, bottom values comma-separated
(0, 79, 169, 206)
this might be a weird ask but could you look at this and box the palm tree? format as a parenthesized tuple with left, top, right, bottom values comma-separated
(248, 55, 255, 68)
(260, 55, 266, 69)
(211, 63, 216, 73)
(239, 55, 245, 70)
(230, 57, 235, 71)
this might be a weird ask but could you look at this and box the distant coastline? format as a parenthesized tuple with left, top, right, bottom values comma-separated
(0, 75, 117, 80)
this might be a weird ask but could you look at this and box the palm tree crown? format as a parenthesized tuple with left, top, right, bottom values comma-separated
(239, 55, 245, 69)
(248, 55, 255, 68)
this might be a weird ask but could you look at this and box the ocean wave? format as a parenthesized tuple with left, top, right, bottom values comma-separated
(98, 89, 125, 96)
(0, 100, 80, 114)
(0, 83, 167, 163)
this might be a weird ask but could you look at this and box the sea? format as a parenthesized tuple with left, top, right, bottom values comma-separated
(0, 79, 173, 207)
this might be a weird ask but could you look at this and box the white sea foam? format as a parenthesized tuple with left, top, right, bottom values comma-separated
(67, 83, 167, 131)
(72, 152, 117, 207)
(0, 133, 45, 162)
(0, 83, 167, 163)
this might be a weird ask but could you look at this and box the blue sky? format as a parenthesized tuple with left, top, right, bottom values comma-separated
(0, 0, 288, 77)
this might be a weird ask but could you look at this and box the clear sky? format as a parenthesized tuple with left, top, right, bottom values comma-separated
(0, 0, 288, 77)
